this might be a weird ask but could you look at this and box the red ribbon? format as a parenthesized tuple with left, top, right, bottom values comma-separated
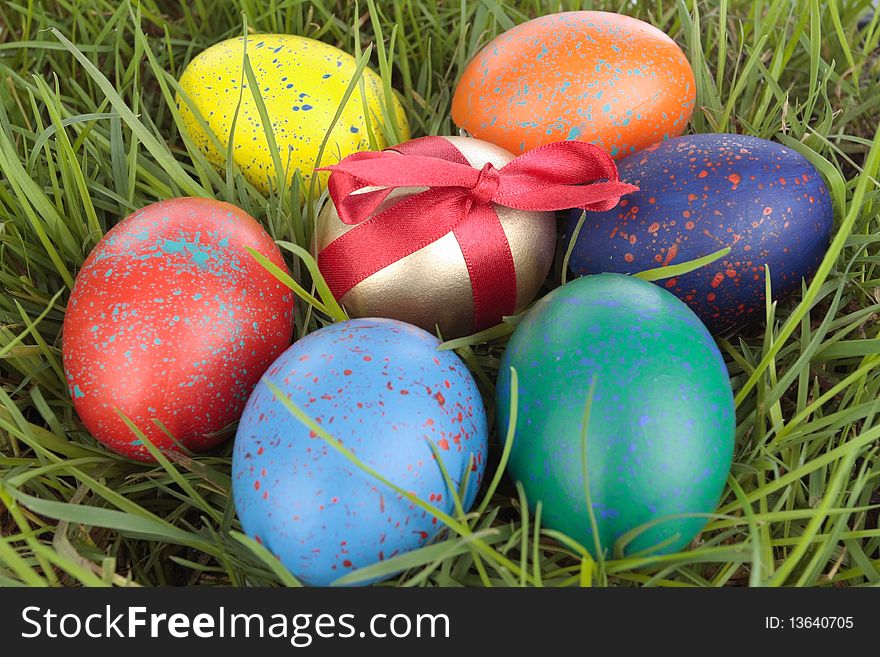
(318, 136, 637, 333)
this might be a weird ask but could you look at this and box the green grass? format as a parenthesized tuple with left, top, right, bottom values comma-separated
(1, 0, 879, 587)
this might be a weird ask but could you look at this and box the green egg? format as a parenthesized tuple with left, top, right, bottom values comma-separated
(496, 273, 735, 558)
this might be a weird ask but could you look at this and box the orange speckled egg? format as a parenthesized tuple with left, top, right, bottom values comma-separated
(451, 11, 696, 158)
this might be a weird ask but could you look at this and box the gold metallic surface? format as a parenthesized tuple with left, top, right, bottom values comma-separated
(316, 136, 556, 338)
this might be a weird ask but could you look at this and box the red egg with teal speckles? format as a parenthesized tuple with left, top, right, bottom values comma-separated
(564, 134, 834, 333)
(62, 198, 295, 460)
(452, 11, 695, 157)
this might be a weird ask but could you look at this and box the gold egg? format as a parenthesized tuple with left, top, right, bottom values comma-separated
(315, 136, 556, 338)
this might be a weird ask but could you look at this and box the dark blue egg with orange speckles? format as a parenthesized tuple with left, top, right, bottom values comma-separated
(232, 318, 488, 586)
(564, 134, 834, 333)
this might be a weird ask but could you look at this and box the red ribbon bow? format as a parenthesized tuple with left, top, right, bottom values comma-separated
(318, 136, 637, 333)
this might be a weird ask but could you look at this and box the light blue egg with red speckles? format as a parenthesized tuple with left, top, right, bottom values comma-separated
(564, 134, 834, 333)
(232, 318, 488, 586)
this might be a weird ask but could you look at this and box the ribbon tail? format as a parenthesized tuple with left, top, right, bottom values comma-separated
(580, 181, 640, 212)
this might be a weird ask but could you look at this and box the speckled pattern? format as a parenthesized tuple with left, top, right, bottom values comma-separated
(451, 11, 695, 157)
(496, 274, 734, 558)
(564, 134, 834, 333)
(232, 318, 488, 586)
(62, 198, 295, 460)
(177, 35, 410, 195)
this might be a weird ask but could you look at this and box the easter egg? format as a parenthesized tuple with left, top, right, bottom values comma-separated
(177, 35, 410, 195)
(63, 198, 295, 460)
(316, 136, 557, 339)
(564, 134, 834, 333)
(232, 318, 488, 586)
(496, 274, 734, 558)
(452, 11, 695, 158)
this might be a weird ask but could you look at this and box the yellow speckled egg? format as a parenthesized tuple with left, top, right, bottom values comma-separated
(177, 35, 410, 195)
